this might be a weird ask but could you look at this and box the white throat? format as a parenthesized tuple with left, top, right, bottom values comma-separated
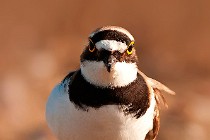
(80, 61, 138, 88)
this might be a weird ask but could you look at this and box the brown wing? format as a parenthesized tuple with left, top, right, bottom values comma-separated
(138, 70, 175, 140)
(138, 70, 175, 96)
(145, 105, 160, 140)
(145, 89, 169, 140)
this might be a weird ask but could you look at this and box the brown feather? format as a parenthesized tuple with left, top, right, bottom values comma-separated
(138, 70, 175, 95)
(138, 70, 175, 140)
(154, 88, 168, 109)
(145, 106, 160, 140)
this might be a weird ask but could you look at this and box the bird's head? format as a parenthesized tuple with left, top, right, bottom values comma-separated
(80, 26, 138, 88)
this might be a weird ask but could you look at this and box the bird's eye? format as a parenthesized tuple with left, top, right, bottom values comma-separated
(127, 41, 134, 55)
(88, 39, 96, 52)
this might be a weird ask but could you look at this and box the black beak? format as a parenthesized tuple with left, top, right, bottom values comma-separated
(103, 55, 117, 72)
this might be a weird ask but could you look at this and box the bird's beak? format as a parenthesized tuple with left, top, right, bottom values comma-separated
(103, 55, 117, 72)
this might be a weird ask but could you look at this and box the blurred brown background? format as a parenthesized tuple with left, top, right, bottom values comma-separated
(0, 0, 210, 140)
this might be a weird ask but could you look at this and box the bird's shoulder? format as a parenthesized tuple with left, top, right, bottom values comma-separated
(57, 70, 78, 93)
(138, 70, 175, 108)
(145, 105, 160, 140)
(46, 70, 79, 118)
(62, 70, 79, 83)
(138, 70, 175, 140)
(49, 70, 79, 98)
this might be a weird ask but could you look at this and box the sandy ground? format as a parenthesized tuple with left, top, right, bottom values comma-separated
(0, 0, 210, 140)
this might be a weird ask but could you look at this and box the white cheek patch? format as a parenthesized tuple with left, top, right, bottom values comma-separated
(95, 40, 128, 53)
(80, 61, 138, 87)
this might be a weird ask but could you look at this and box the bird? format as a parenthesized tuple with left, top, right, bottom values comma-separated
(46, 26, 175, 140)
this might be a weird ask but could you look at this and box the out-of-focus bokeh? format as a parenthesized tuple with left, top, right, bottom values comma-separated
(0, 0, 210, 140)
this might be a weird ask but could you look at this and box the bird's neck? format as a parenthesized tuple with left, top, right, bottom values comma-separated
(80, 61, 138, 88)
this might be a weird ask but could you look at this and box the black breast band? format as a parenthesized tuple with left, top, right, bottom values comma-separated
(66, 70, 150, 119)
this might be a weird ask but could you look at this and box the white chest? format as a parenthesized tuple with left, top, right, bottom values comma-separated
(46, 84, 156, 140)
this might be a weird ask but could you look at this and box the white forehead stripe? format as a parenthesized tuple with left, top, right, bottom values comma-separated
(90, 26, 134, 41)
(95, 40, 128, 53)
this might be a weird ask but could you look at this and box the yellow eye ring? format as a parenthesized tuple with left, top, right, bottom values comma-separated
(127, 48, 133, 55)
(89, 46, 95, 52)
(89, 39, 96, 52)
(127, 41, 134, 55)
